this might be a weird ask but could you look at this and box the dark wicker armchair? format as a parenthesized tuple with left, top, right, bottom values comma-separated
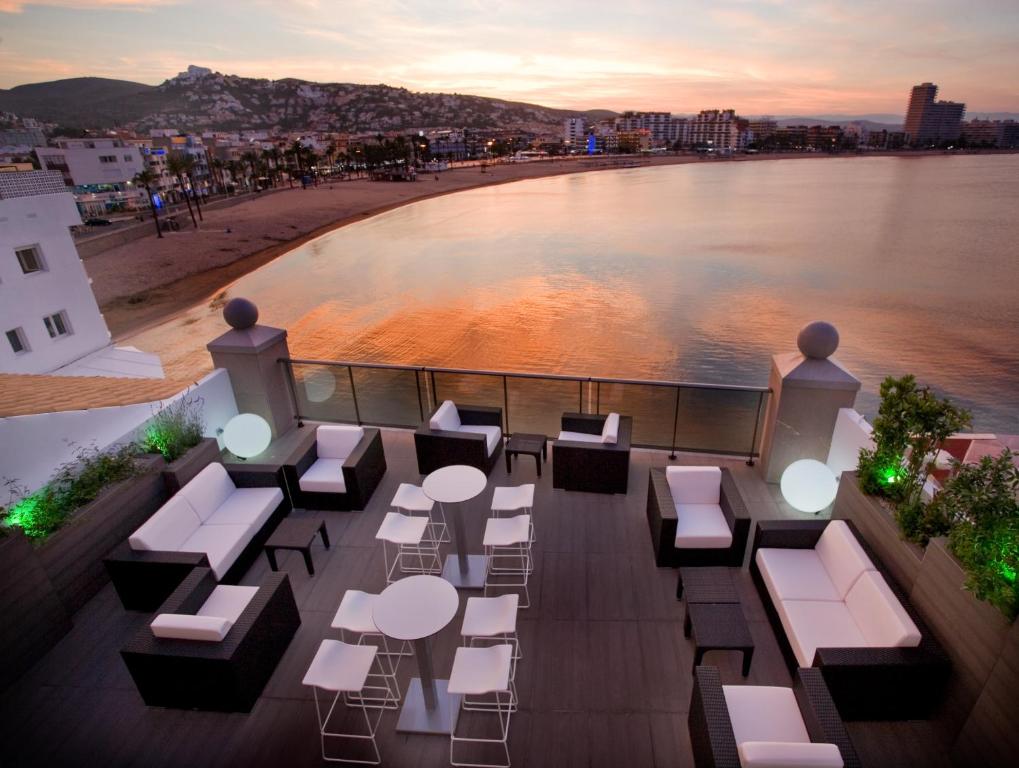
(750, 519, 950, 720)
(552, 412, 632, 494)
(121, 568, 300, 712)
(689, 665, 860, 768)
(414, 403, 504, 475)
(282, 426, 387, 511)
(646, 467, 751, 568)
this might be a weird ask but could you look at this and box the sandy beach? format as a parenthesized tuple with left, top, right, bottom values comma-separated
(90, 150, 1006, 340)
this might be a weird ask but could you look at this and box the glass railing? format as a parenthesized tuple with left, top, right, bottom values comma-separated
(281, 358, 770, 461)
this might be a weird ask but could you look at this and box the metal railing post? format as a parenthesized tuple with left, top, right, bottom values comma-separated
(595, 381, 601, 414)
(429, 370, 437, 412)
(502, 375, 510, 434)
(280, 358, 304, 428)
(414, 370, 424, 422)
(670, 386, 681, 460)
(347, 365, 362, 425)
(748, 390, 765, 466)
(578, 379, 583, 413)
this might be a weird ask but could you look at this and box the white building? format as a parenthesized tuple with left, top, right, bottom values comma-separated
(35, 138, 148, 215)
(687, 109, 750, 151)
(0, 170, 162, 378)
(563, 117, 586, 149)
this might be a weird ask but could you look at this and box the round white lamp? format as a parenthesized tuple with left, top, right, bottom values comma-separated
(222, 413, 272, 459)
(780, 459, 838, 514)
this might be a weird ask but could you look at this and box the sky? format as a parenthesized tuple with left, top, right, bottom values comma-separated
(0, 0, 1017, 115)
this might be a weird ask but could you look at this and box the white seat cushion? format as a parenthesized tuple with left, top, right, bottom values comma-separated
(179, 524, 253, 580)
(331, 590, 380, 634)
(557, 430, 604, 443)
(204, 487, 282, 528)
(178, 462, 237, 522)
(316, 425, 364, 460)
(491, 484, 534, 512)
(674, 503, 732, 548)
(666, 466, 721, 504)
(461, 594, 519, 637)
(815, 520, 876, 598)
(391, 483, 434, 512)
(778, 599, 868, 667)
(601, 412, 620, 444)
(198, 585, 259, 624)
(448, 645, 513, 696)
(299, 458, 347, 494)
(722, 685, 810, 744)
(303, 639, 376, 693)
(844, 570, 921, 648)
(756, 548, 841, 602)
(151, 613, 232, 642)
(459, 425, 502, 456)
(129, 494, 202, 552)
(738, 741, 843, 768)
(430, 400, 461, 432)
(375, 512, 429, 544)
(483, 515, 531, 547)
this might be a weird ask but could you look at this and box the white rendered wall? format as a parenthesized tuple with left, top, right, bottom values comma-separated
(0, 369, 238, 494)
(0, 193, 111, 373)
(826, 407, 875, 477)
(37, 143, 146, 187)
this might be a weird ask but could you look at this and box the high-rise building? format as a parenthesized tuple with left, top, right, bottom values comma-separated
(563, 117, 586, 149)
(687, 110, 750, 151)
(903, 83, 965, 145)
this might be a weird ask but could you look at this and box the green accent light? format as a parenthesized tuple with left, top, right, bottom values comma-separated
(5, 494, 46, 539)
(880, 465, 902, 484)
(143, 424, 172, 460)
(1000, 563, 1017, 584)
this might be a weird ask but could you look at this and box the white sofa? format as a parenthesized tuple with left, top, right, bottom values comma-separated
(129, 462, 284, 580)
(431, 399, 502, 456)
(557, 411, 620, 444)
(755, 520, 921, 667)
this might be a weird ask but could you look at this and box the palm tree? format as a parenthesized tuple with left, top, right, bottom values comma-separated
(288, 140, 305, 179)
(209, 156, 226, 194)
(325, 140, 337, 175)
(166, 152, 197, 228)
(133, 168, 163, 238)
(225, 159, 242, 191)
(241, 150, 259, 190)
(180, 153, 204, 222)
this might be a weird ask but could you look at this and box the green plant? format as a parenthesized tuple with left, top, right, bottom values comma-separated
(858, 375, 971, 511)
(141, 394, 205, 463)
(2, 443, 141, 540)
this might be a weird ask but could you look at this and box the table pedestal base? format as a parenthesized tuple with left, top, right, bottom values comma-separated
(441, 554, 489, 589)
(395, 678, 462, 734)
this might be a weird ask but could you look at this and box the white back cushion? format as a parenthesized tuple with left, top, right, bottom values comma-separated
(722, 685, 810, 744)
(738, 742, 844, 768)
(815, 520, 875, 599)
(179, 462, 237, 522)
(845, 570, 921, 648)
(430, 400, 461, 432)
(129, 494, 202, 551)
(316, 425, 365, 460)
(198, 585, 259, 624)
(151, 613, 232, 642)
(666, 466, 721, 504)
(601, 412, 620, 444)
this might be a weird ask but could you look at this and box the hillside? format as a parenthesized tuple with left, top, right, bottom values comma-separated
(0, 67, 611, 133)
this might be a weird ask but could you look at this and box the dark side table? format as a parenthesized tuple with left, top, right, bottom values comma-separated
(505, 433, 548, 477)
(265, 518, 329, 575)
(686, 602, 754, 677)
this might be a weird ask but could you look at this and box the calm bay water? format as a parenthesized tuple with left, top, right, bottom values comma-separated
(135, 155, 1019, 432)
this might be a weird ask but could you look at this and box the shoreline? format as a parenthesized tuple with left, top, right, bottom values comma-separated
(102, 149, 1017, 342)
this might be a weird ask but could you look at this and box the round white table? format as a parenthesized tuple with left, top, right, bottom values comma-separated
(422, 465, 488, 589)
(373, 575, 460, 734)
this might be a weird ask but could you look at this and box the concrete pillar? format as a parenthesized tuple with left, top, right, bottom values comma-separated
(206, 298, 295, 439)
(758, 322, 860, 484)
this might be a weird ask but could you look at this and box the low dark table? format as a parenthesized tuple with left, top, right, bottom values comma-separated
(686, 603, 754, 677)
(505, 433, 548, 477)
(264, 518, 329, 575)
(677, 565, 739, 602)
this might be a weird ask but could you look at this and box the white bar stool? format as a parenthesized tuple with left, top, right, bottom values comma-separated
(302, 639, 392, 765)
(483, 515, 532, 609)
(448, 644, 515, 768)
(490, 485, 535, 543)
(375, 512, 440, 583)
(332, 590, 411, 707)
(461, 595, 521, 706)
(392, 481, 449, 544)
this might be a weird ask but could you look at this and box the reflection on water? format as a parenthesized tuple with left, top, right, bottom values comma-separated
(130, 155, 1019, 432)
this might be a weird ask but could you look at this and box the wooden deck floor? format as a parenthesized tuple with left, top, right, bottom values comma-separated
(0, 430, 953, 767)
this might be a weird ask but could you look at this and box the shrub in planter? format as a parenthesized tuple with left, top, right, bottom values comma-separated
(140, 394, 205, 463)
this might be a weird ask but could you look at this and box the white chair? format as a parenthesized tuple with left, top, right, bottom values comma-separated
(392, 482, 448, 544)
(448, 644, 515, 768)
(331, 590, 410, 708)
(491, 485, 535, 543)
(375, 512, 439, 584)
(483, 515, 532, 609)
(302, 639, 393, 765)
(461, 595, 522, 706)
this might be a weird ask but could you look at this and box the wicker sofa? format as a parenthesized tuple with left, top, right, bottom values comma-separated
(121, 567, 300, 712)
(646, 466, 751, 568)
(105, 462, 290, 611)
(282, 425, 387, 511)
(552, 412, 632, 494)
(750, 519, 950, 720)
(689, 665, 859, 768)
(414, 400, 504, 475)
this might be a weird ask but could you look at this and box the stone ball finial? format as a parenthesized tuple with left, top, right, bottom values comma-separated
(223, 297, 259, 330)
(797, 321, 839, 359)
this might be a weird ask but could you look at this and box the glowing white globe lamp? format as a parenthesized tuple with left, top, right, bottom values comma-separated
(780, 459, 838, 514)
(223, 413, 272, 459)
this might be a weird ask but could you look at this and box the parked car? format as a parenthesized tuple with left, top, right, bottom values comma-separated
(84, 217, 112, 226)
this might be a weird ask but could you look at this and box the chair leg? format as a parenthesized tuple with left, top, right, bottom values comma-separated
(313, 686, 384, 765)
(451, 687, 513, 768)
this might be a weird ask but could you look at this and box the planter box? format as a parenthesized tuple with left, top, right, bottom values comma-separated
(0, 530, 70, 692)
(911, 537, 1013, 754)
(37, 454, 168, 614)
(832, 472, 924, 591)
(158, 438, 222, 495)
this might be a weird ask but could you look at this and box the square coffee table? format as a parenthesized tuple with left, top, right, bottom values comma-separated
(686, 603, 754, 677)
(264, 518, 329, 575)
(505, 433, 548, 477)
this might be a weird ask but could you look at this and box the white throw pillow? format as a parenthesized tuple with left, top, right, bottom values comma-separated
(601, 412, 620, 444)
(151, 613, 232, 642)
(430, 400, 461, 432)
